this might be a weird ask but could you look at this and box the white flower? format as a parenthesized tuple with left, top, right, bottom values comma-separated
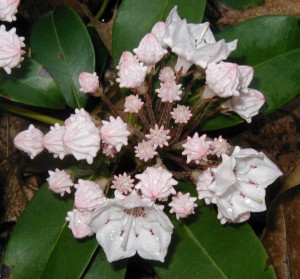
(13, 124, 44, 159)
(163, 6, 237, 73)
(169, 192, 197, 219)
(206, 62, 254, 97)
(0, 0, 20, 22)
(145, 124, 170, 148)
(78, 72, 99, 93)
(134, 140, 157, 162)
(135, 166, 177, 200)
(0, 25, 25, 74)
(43, 123, 67, 160)
(151, 21, 167, 47)
(133, 33, 167, 71)
(171, 105, 192, 124)
(116, 52, 147, 88)
(209, 136, 230, 157)
(198, 146, 282, 224)
(222, 88, 265, 123)
(156, 80, 182, 103)
(124, 95, 144, 113)
(159, 67, 176, 83)
(182, 133, 211, 163)
(88, 191, 174, 262)
(47, 169, 74, 196)
(100, 116, 130, 152)
(112, 173, 135, 195)
(66, 209, 94, 239)
(63, 109, 101, 164)
(74, 179, 108, 211)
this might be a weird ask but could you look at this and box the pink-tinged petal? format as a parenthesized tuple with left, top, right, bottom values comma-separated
(14, 124, 44, 159)
(151, 21, 167, 47)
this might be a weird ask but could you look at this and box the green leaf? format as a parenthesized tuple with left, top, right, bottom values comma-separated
(219, 0, 263, 10)
(0, 58, 65, 109)
(217, 15, 300, 113)
(3, 185, 98, 279)
(154, 183, 276, 279)
(112, 0, 206, 63)
(31, 5, 95, 109)
(83, 249, 127, 279)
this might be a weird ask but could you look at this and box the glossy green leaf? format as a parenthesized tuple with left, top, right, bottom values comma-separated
(3, 185, 98, 279)
(83, 249, 127, 279)
(0, 58, 65, 109)
(112, 0, 206, 63)
(203, 16, 300, 130)
(31, 5, 95, 109)
(219, 0, 263, 10)
(154, 183, 276, 279)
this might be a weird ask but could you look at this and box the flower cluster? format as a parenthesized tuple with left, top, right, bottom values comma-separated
(0, 1, 25, 74)
(13, 6, 282, 264)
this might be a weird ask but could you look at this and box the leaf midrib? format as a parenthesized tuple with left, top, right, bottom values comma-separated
(182, 223, 229, 279)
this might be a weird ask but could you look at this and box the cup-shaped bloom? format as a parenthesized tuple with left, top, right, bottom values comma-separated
(63, 109, 101, 164)
(100, 116, 130, 152)
(205, 62, 254, 97)
(163, 6, 237, 73)
(134, 33, 167, 71)
(169, 192, 198, 220)
(182, 133, 211, 163)
(0, 0, 20, 22)
(116, 52, 147, 88)
(135, 166, 177, 200)
(156, 80, 182, 103)
(124, 95, 144, 113)
(43, 123, 67, 160)
(74, 179, 108, 211)
(78, 72, 99, 93)
(88, 191, 174, 262)
(14, 124, 44, 159)
(66, 209, 94, 239)
(222, 88, 265, 123)
(0, 25, 25, 74)
(47, 169, 74, 196)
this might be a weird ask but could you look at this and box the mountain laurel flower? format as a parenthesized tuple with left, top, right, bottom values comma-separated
(0, 0, 20, 22)
(14, 124, 44, 159)
(0, 25, 25, 74)
(133, 33, 167, 71)
(78, 72, 99, 93)
(163, 6, 237, 73)
(171, 105, 192, 124)
(63, 109, 101, 164)
(43, 123, 67, 160)
(134, 140, 157, 162)
(47, 169, 74, 196)
(222, 88, 265, 123)
(145, 124, 170, 148)
(111, 173, 135, 195)
(196, 168, 216, 205)
(66, 209, 94, 239)
(206, 146, 282, 224)
(100, 116, 130, 152)
(156, 80, 182, 103)
(135, 166, 177, 200)
(124, 95, 144, 113)
(116, 53, 147, 88)
(88, 190, 174, 262)
(209, 136, 230, 157)
(151, 21, 167, 47)
(169, 192, 198, 219)
(74, 179, 108, 211)
(206, 62, 254, 97)
(182, 133, 211, 163)
(159, 66, 176, 83)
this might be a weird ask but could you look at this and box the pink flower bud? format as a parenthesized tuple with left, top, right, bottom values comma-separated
(124, 95, 144, 113)
(66, 209, 93, 239)
(156, 81, 182, 103)
(0, 0, 20, 22)
(169, 192, 197, 219)
(0, 25, 25, 74)
(47, 169, 74, 196)
(159, 67, 176, 83)
(14, 124, 44, 159)
(78, 72, 99, 93)
(151, 21, 167, 47)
